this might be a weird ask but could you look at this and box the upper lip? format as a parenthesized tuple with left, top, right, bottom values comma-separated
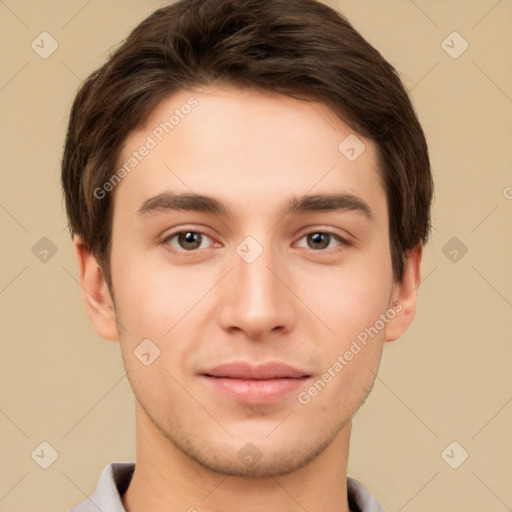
(201, 362, 310, 380)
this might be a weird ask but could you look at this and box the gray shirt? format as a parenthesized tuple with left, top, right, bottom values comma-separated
(70, 462, 385, 512)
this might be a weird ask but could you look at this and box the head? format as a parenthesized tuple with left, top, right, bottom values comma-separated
(62, 0, 433, 477)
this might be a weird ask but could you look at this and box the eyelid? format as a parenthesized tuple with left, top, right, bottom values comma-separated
(295, 225, 353, 244)
(160, 223, 215, 239)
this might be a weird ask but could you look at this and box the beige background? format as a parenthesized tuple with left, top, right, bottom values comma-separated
(1, 0, 511, 511)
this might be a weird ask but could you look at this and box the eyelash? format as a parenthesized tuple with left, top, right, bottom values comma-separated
(161, 229, 350, 255)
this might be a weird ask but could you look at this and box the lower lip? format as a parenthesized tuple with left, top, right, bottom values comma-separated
(200, 376, 310, 404)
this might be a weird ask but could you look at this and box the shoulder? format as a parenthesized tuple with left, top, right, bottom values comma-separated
(347, 476, 386, 512)
(68, 462, 135, 512)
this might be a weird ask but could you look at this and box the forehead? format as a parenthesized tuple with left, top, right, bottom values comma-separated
(114, 84, 386, 223)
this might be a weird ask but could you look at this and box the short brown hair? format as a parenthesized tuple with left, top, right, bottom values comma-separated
(61, 0, 433, 287)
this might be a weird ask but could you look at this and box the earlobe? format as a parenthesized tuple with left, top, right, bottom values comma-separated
(385, 242, 423, 342)
(73, 236, 119, 341)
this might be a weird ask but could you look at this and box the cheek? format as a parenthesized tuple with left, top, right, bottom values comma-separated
(304, 262, 392, 345)
(303, 271, 389, 409)
(111, 253, 199, 336)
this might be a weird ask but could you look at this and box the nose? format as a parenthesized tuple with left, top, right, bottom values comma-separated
(217, 238, 296, 341)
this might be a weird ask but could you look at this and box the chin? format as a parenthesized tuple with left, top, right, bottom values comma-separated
(185, 441, 329, 478)
(162, 423, 341, 479)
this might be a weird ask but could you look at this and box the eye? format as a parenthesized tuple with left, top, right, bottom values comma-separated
(163, 230, 215, 251)
(296, 231, 347, 251)
(162, 229, 348, 254)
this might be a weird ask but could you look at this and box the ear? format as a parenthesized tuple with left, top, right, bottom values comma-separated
(73, 236, 119, 341)
(385, 242, 423, 342)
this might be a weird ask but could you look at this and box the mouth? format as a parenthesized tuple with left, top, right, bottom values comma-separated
(199, 362, 312, 404)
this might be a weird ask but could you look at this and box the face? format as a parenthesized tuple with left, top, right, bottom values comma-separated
(85, 84, 417, 477)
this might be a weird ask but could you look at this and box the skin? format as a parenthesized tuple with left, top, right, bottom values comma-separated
(74, 84, 422, 512)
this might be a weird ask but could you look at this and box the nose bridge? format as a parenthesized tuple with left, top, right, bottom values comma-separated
(236, 237, 277, 296)
(218, 234, 294, 337)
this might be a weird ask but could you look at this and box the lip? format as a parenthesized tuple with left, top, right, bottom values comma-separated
(199, 362, 312, 404)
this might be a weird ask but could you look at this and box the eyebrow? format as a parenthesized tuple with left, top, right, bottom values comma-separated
(138, 191, 374, 221)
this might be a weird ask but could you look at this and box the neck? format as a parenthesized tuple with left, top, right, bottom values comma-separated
(122, 402, 353, 512)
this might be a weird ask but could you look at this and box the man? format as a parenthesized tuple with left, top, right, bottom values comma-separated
(62, 0, 433, 510)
